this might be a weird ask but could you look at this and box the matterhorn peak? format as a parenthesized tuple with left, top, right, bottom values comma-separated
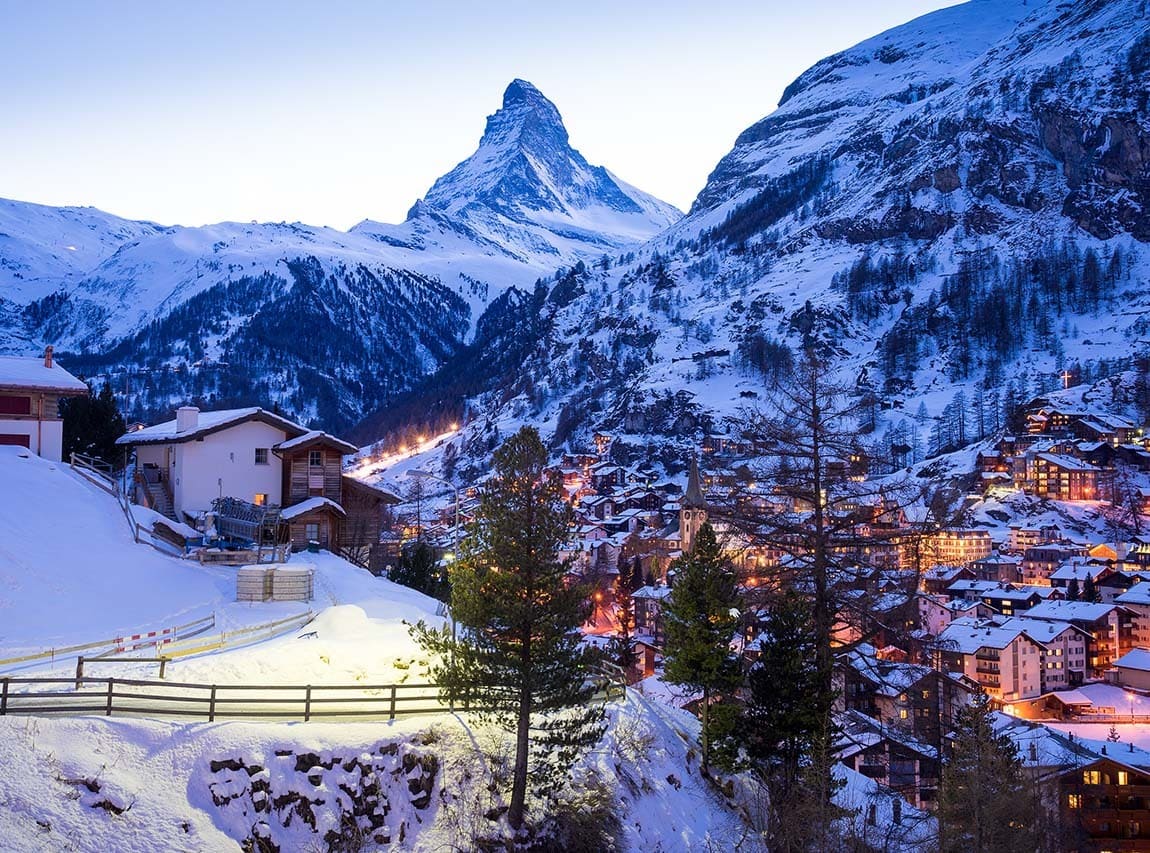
(419, 79, 679, 229)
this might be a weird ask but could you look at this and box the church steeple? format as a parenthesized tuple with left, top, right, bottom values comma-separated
(683, 455, 707, 509)
(680, 455, 708, 554)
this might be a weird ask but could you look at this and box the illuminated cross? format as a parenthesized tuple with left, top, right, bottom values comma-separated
(1061, 369, 1072, 389)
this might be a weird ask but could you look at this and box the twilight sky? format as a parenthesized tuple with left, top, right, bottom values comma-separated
(1, 1, 958, 230)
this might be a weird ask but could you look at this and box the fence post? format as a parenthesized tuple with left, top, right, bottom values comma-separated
(76, 656, 85, 690)
(209, 685, 217, 722)
(389, 685, 397, 721)
(1, 677, 8, 715)
(158, 657, 168, 679)
(105, 679, 114, 716)
(304, 685, 312, 722)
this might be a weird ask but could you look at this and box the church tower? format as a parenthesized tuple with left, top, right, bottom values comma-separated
(680, 455, 708, 554)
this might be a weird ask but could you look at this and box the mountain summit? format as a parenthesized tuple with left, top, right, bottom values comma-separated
(421, 79, 676, 225)
(354, 79, 680, 269)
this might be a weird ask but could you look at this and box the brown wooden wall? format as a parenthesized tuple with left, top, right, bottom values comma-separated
(283, 447, 343, 506)
(339, 480, 384, 551)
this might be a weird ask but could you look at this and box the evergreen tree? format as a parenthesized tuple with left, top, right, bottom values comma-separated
(410, 427, 603, 831)
(60, 381, 126, 465)
(1067, 577, 1081, 602)
(743, 590, 839, 843)
(1083, 572, 1100, 603)
(937, 691, 1039, 852)
(389, 541, 449, 602)
(662, 522, 740, 773)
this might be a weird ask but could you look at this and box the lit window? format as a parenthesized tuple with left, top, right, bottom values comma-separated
(1068, 794, 1081, 809)
(1119, 771, 1130, 786)
(1084, 770, 1102, 785)
(255, 448, 269, 465)
(254, 493, 268, 506)
(309, 449, 323, 467)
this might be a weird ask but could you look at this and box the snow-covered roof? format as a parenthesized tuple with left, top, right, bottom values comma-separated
(632, 585, 672, 600)
(1117, 585, 1150, 606)
(981, 585, 1056, 601)
(1049, 562, 1110, 582)
(0, 355, 88, 393)
(280, 497, 346, 520)
(1114, 649, 1150, 673)
(996, 616, 1088, 643)
(117, 407, 307, 445)
(936, 619, 1036, 653)
(1035, 452, 1098, 472)
(274, 429, 357, 455)
(1025, 600, 1125, 624)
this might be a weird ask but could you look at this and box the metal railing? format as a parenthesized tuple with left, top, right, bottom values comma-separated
(0, 613, 217, 672)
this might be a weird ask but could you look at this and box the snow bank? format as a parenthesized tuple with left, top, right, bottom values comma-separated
(0, 692, 756, 852)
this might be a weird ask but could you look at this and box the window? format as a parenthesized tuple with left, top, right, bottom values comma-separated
(305, 522, 319, 542)
(0, 395, 31, 415)
(1085, 770, 1102, 785)
(1067, 794, 1081, 809)
(1119, 771, 1130, 786)
(309, 449, 323, 467)
(254, 493, 268, 506)
(255, 448, 269, 465)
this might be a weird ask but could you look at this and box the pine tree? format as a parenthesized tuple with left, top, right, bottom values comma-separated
(938, 691, 1039, 852)
(1067, 577, 1081, 602)
(60, 381, 126, 465)
(1083, 572, 1100, 603)
(743, 590, 838, 840)
(389, 541, 449, 602)
(410, 427, 604, 831)
(662, 522, 740, 773)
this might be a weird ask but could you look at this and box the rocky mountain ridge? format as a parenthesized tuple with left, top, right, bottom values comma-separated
(363, 0, 1150, 481)
(0, 81, 678, 431)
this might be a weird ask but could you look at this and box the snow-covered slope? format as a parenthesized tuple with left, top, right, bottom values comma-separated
(0, 447, 757, 853)
(366, 0, 1150, 476)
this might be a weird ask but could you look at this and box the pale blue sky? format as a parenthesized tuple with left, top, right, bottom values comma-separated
(1, 1, 958, 229)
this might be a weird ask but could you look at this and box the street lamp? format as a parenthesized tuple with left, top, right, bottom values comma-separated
(407, 469, 460, 709)
(1128, 691, 1136, 722)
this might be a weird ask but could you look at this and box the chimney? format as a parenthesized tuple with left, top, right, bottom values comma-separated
(43, 345, 54, 368)
(176, 406, 199, 433)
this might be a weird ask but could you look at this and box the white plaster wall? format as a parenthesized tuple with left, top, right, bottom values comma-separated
(0, 418, 63, 461)
(171, 421, 286, 517)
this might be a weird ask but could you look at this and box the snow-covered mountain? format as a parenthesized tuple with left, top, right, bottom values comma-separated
(0, 81, 679, 431)
(353, 79, 680, 273)
(364, 0, 1150, 473)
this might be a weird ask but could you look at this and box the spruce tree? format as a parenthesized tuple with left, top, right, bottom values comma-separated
(743, 591, 831, 796)
(60, 381, 126, 465)
(662, 522, 740, 773)
(1067, 577, 1081, 602)
(1083, 572, 1100, 603)
(389, 541, 449, 602)
(937, 691, 1038, 852)
(410, 426, 603, 831)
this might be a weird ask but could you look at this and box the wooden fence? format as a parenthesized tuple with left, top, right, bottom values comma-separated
(0, 667, 626, 723)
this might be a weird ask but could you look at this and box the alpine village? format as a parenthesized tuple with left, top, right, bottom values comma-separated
(2, 1, 1150, 851)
